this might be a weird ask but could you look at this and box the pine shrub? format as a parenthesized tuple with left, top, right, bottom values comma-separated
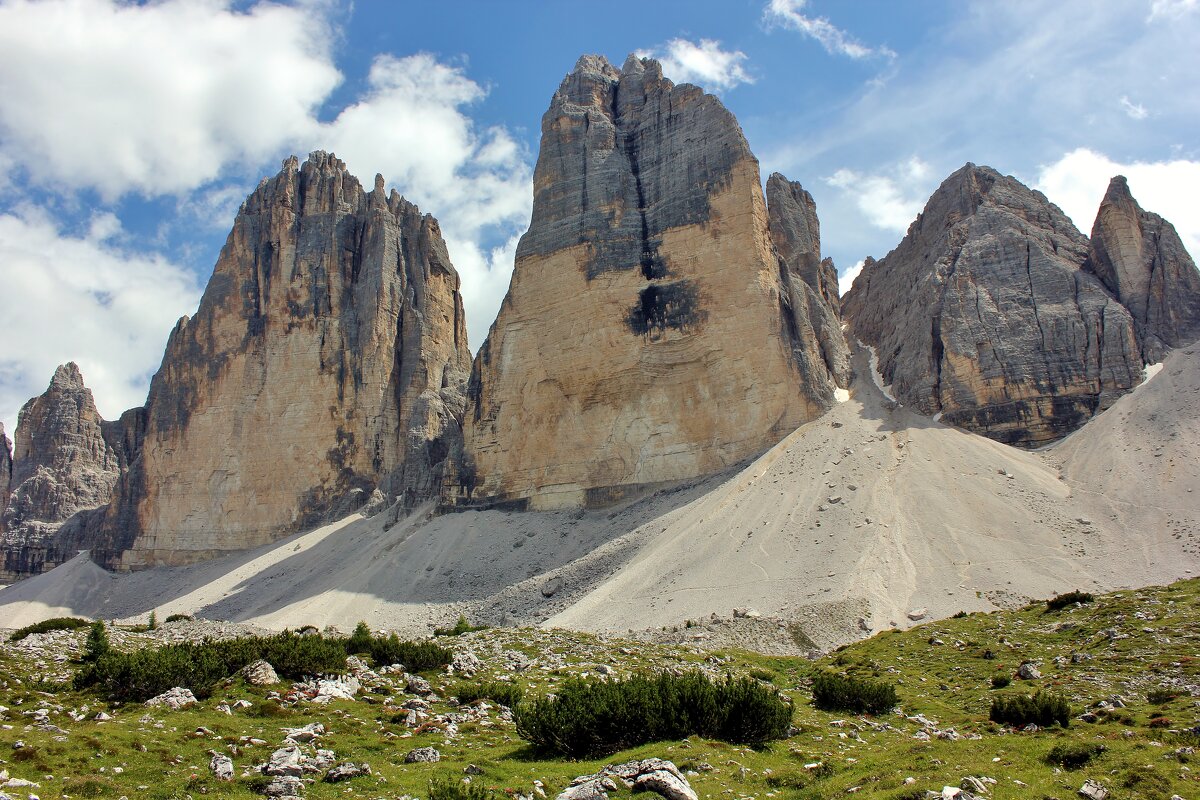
(514, 671, 792, 757)
(164, 614, 193, 623)
(429, 777, 496, 800)
(454, 680, 523, 708)
(9, 617, 90, 641)
(811, 671, 898, 715)
(989, 690, 1071, 728)
(83, 621, 111, 662)
(343, 622, 451, 671)
(991, 674, 1011, 689)
(1046, 590, 1094, 611)
(1046, 741, 1105, 769)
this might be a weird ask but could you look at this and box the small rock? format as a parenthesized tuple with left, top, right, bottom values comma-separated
(325, 762, 371, 783)
(407, 675, 434, 696)
(265, 746, 305, 777)
(907, 608, 927, 621)
(1017, 661, 1041, 680)
(634, 769, 698, 800)
(1078, 780, 1107, 800)
(283, 722, 325, 743)
(404, 746, 440, 763)
(541, 577, 564, 598)
(263, 774, 304, 798)
(209, 754, 233, 781)
(240, 659, 279, 686)
(145, 687, 197, 710)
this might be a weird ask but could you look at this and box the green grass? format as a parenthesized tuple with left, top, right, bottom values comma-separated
(0, 578, 1197, 798)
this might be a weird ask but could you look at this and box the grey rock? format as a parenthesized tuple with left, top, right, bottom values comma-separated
(324, 762, 371, 783)
(240, 659, 280, 686)
(266, 745, 305, 777)
(766, 173, 852, 389)
(1088, 175, 1200, 362)
(452, 650, 482, 677)
(1, 364, 121, 580)
(1017, 661, 1041, 680)
(541, 576, 564, 598)
(406, 675, 434, 696)
(1078, 780, 1108, 800)
(634, 770, 698, 800)
(144, 687, 197, 710)
(209, 754, 234, 781)
(283, 723, 324, 743)
(844, 164, 1140, 447)
(263, 774, 304, 798)
(404, 746, 441, 763)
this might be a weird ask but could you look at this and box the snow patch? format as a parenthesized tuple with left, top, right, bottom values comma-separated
(834, 388, 850, 403)
(1141, 362, 1164, 385)
(932, 412, 943, 422)
(858, 340, 897, 403)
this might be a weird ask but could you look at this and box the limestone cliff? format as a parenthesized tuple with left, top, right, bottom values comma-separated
(456, 55, 844, 510)
(842, 164, 1140, 447)
(0, 423, 11, 530)
(766, 173, 852, 388)
(93, 152, 471, 570)
(1, 364, 120, 579)
(1087, 175, 1200, 363)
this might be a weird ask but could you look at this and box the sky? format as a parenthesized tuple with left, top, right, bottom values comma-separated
(1, 0, 1198, 436)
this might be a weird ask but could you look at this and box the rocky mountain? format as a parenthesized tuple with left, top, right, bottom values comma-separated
(457, 55, 847, 510)
(0, 363, 120, 580)
(1087, 175, 1200, 362)
(0, 423, 11, 529)
(842, 163, 1141, 447)
(83, 152, 472, 570)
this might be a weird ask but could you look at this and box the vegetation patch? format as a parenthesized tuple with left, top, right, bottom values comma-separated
(811, 670, 898, 715)
(515, 671, 792, 757)
(454, 680, 523, 708)
(346, 621, 452, 671)
(9, 616, 90, 641)
(989, 690, 1071, 728)
(1046, 590, 1094, 611)
(1046, 741, 1106, 769)
(434, 615, 489, 637)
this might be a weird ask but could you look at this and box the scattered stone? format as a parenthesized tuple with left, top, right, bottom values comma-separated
(240, 659, 280, 686)
(145, 687, 197, 710)
(325, 762, 371, 783)
(541, 577, 564, 598)
(266, 746, 305, 777)
(284, 723, 325, 743)
(1017, 661, 1041, 680)
(404, 746, 441, 763)
(263, 774, 304, 798)
(1078, 780, 1108, 800)
(209, 754, 234, 781)
(907, 609, 927, 621)
(451, 651, 482, 677)
(407, 675, 434, 695)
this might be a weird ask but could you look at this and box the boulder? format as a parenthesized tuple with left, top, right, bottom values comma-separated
(240, 659, 279, 686)
(1079, 780, 1108, 800)
(325, 762, 371, 783)
(209, 754, 234, 781)
(404, 746, 441, 763)
(1017, 661, 1041, 680)
(144, 687, 197, 710)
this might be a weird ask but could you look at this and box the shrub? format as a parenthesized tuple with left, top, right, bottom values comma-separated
(1047, 591, 1094, 611)
(454, 680, 523, 709)
(83, 621, 111, 662)
(989, 690, 1071, 728)
(1147, 688, 1182, 705)
(74, 631, 348, 701)
(164, 614, 193, 623)
(952, 610, 968, 619)
(1148, 715, 1172, 728)
(434, 615, 488, 637)
(991, 674, 1011, 689)
(515, 671, 792, 757)
(429, 777, 496, 800)
(749, 668, 776, 684)
(811, 671, 898, 715)
(148, 611, 158, 630)
(343, 622, 450, 671)
(9, 617, 90, 641)
(1046, 741, 1105, 769)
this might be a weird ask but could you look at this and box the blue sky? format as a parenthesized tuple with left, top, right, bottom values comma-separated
(1, 0, 1198, 434)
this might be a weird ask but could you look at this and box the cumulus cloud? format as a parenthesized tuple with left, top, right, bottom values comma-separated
(640, 38, 753, 92)
(838, 259, 865, 297)
(825, 157, 932, 232)
(1149, 0, 1199, 19)
(763, 0, 895, 60)
(0, 208, 203, 435)
(1035, 147, 1200, 257)
(0, 0, 341, 199)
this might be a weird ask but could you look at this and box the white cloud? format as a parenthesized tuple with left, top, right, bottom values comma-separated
(640, 38, 753, 92)
(0, 0, 341, 200)
(1149, 0, 1199, 20)
(763, 0, 895, 60)
(315, 53, 533, 350)
(825, 157, 932, 232)
(0, 208, 203, 435)
(1035, 147, 1200, 257)
(838, 259, 864, 297)
(1120, 96, 1149, 120)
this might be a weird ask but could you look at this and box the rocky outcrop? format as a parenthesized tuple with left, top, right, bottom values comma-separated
(843, 164, 1140, 447)
(91, 152, 471, 570)
(0, 424, 11, 530)
(1087, 175, 1200, 362)
(1, 363, 120, 579)
(766, 173, 852, 388)
(455, 55, 843, 510)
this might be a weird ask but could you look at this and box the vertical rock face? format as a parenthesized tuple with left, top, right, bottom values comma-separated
(843, 164, 1140, 447)
(95, 152, 471, 569)
(0, 423, 11, 529)
(1, 363, 120, 578)
(766, 173, 852, 388)
(1087, 175, 1200, 363)
(457, 55, 842, 510)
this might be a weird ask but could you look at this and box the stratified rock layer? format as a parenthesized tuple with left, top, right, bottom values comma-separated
(766, 173, 851, 388)
(1087, 175, 1200, 362)
(95, 152, 471, 569)
(0, 423, 12, 532)
(843, 164, 1140, 447)
(457, 55, 841, 510)
(1, 364, 120, 578)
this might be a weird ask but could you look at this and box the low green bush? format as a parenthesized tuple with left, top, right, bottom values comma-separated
(344, 621, 451, 672)
(1147, 688, 1182, 705)
(9, 617, 90, 641)
(164, 613, 193, 623)
(515, 671, 792, 757)
(990, 690, 1071, 728)
(434, 615, 488, 637)
(811, 671, 898, 715)
(454, 680, 523, 708)
(1047, 590, 1094, 611)
(74, 631, 348, 701)
(991, 674, 1011, 689)
(1046, 741, 1105, 769)
(429, 777, 496, 800)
